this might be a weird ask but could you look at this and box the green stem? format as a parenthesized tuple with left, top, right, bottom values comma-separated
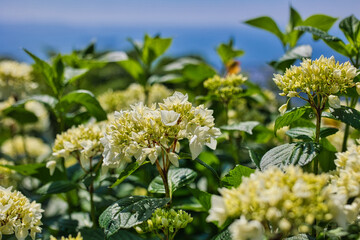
(61, 158, 73, 219)
(88, 157, 98, 228)
(314, 108, 322, 175)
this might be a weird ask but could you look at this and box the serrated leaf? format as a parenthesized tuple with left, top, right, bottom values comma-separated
(323, 106, 360, 130)
(99, 196, 170, 237)
(212, 229, 232, 240)
(188, 188, 212, 211)
(244, 16, 285, 45)
(319, 127, 339, 138)
(260, 142, 320, 170)
(57, 90, 107, 121)
(275, 106, 311, 134)
(220, 121, 259, 134)
(221, 164, 255, 188)
(3, 106, 38, 124)
(148, 168, 197, 196)
(295, 26, 341, 41)
(37, 180, 77, 195)
(286, 234, 315, 240)
(111, 161, 149, 188)
(285, 127, 314, 141)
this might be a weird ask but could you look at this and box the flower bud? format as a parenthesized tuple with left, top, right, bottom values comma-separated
(328, 95, 341, 109)
(278, 103, 288, 116)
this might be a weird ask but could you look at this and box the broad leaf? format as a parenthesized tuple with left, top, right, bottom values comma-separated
(142, 35, 172, 65)
(221, 164, 255, 188)
(216, 42, 244, 65)
(183, 63, 216, 87)
(148, 74, 184, 84)
(188, 188, 212, 211)
(319, 127, 339, 138)
(111, 161, 150, 188)
(24, 49, 57, 95)
(37, 180, 77, 195)
(339, 15, 360, 44)
(285, 127, 314, 141)
(271, 45, 312, 71)
(148, 168, 197, 196)
(118, 59, 145, 83)
(212, 229, 232, 240)
(322, 106, 360, 130)
(64, 67, 88, 85)
(302, 14, 338, 31)
(260, 142, 320, 170)
(3, 106, 38, 124)
(295, 26, 341, 41)
(249, 149, 261, 169)
(275, 106, 311, 134)
(57, 90, 107, 121)
(98, 51, 128, 62)
(244, 16, 285, 45)
(14, 94, 58, 111)
(99, 196, 169, 237)
(286, 234, 315, 240)
(220, 121, 260, 135)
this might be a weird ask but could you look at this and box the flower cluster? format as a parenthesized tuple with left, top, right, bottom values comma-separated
(135, 208, 193, 237)
(0, 159, 18, 187)
(101, 91, 220, 169)
(50, 233, 83, 240)
(0, 60, 37, 99)
(50, 123, 104, 174)
(98, 83, 172, 113)
(273, 56, 357, 98)
(0, 186, 43, 240)
(328, 142, 360, 227)
(207, 166, 332, 239)
(1, 135, 51, 161)
(204, 74, 247, 102)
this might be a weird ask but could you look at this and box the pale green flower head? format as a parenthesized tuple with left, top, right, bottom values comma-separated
(0, 159, 18, 188)
(0, 186, 43, 240)
(273, 56, 357, 99)
(135, 208, 193, 234)
(207, 165, 332, 238)
(204, 74, 247, 102)
(101, 91, 221, 169)
(50, 233, 83, 240)
(52, 123, 104, 162)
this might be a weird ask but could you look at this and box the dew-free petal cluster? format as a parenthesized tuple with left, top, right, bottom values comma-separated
(207, 166, 332, 238)
(0, 186, 43, 240)
(273, 56, 357, 98)
(204, 74, 247, 102)
(328, 142, 360, 227)
(101, 91, 221, 169)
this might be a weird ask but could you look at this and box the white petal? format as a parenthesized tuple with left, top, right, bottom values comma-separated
(168, 152, 179, 167)
(189, 136, 203, 160)
(46, 160, 57, 176)
(160, 110, 180, 126)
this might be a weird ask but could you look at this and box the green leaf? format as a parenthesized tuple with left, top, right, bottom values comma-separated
(37, 180, 77, 195)
(98, 51, 128, 62)
(285, 127, 314, 141)
(260, 142, 320, 170)
(183, 63, 216, 87)
(212, 229, 232, 240)
(289, 7, 302, 29)
(216, 41, 244, 65)
(285, 234, 315, 240)
(111, 161, 150, 188)
(221, 164, 255, 188)
(148, 168, 197, 195)
(188, 188, 212, 211)
(109, 230, 159, 240)
(79, 228, 105, 240)
(24, 49, 57, 95)
(118, 59, 145, 83)
(99, 196, 170, 237)
(148, 74, 184, 84)
(295, 26, 341, 41)
(14, 95, 58, 111)
(194, 157, 220, 180)
(322, 106, 360, 130)
(275, 106, 311, 134)
(64, 67, 88, 85)
(197, 151, 220, 169)
(319, 127, 339, 138)
(271, 45, 312, 71)
(142, 35, 172, 65)
(57, 90, 107, 121)
(302, 14, 338, 31)
(249, 149, 261, 169)
(339, 15, 360, 44)
(244, 16, 285, 45)
(3, 106, 38, 124)
(53, 54, 64, 87)
(220, 121, 259, 135)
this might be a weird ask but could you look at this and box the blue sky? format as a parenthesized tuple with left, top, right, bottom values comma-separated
(1, 0, 359, 27)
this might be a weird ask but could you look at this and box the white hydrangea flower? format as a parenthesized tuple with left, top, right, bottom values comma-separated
(0, 186, 43, 240)
(229, 216, 264, 240)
